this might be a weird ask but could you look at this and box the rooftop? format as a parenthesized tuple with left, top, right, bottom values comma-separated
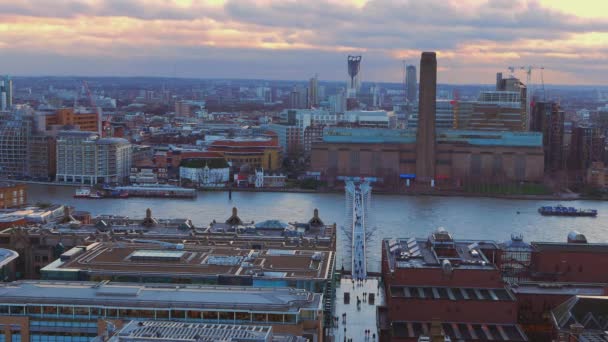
(97, 137, 131, 145)
(110, 321, 270, 342)
(390, 285, 515, 301)
(383, 229, 497, 271)
(321, 127, 542, 147)
(0, 182, 25, 189)
(510, 282, 607, 296)
(0, 280, 320, 313)
(392, 321, 528, 341)
(210, 138, 278, 148)
(107, 320, 305, 342)
(0, 249, 18, 268)
(531, 241, 608, 253)
(43, 241, 333, 282)
(552, 296, 608, 334)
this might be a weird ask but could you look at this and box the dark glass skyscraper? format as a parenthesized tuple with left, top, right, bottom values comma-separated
(406, 65, 417, 103)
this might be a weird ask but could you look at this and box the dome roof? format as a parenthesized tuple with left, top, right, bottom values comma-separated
(502, 234, 532, 250)
(254, 220, 290, 230)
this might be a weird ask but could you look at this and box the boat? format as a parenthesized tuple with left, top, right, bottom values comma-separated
(538, 205, 597, 217)
(88, 191, 104, 199)
(109, 189, 129, 198)
(74, 188, 92, 198)
(74, 187, 104, 199)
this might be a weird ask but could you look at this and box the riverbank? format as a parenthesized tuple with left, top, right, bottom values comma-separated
(2, 178, 593, 201)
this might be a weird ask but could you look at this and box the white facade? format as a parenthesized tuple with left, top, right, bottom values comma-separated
(180, 165, 229, 186)
(329, 91, 346, 114)
(254, 168, 286, 188)
(344, 110, 393, 128)
(280, 109, 338, 129)
(56, 131, 131, 185)
(255, 169, 264, 188)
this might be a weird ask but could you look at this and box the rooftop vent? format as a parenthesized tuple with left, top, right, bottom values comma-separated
(567, 231, 588, 244)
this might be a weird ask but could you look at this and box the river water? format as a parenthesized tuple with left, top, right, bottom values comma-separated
(26, 184, 607, 272)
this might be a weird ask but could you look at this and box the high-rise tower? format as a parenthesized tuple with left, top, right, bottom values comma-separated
(308, 75, 319, 108)
(0, 76, 11, 111)
(347, 55, 362, 99)
(406, 65, 417, 103)
(415, 52, 437, 182)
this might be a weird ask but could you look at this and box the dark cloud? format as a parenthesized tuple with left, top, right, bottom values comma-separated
(1, 0, 607, 84)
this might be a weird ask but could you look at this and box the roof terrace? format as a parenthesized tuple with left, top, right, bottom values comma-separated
(384, 228, 497, 272)
(43, 241, 333, 283)
(0, 280, 320, 313)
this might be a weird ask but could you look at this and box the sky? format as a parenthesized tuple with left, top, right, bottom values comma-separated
(0, 0, 607, 85)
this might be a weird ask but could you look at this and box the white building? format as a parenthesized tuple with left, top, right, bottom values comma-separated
(280, 109, 338, 129)
(179, 159, 230, 187)
(56, 131, 132, 184)
(343, 110, 394, 128)
(329, 91, 346, 114)
(254, 168, 286, 188)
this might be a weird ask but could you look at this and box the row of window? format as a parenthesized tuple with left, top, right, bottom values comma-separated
(31, 334, 92, 342)
(31, 321, 96, 328)
(0, 305, 314, 324)
(0, 333, 20, 342)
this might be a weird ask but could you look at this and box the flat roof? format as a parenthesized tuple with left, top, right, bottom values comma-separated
(0, 281, 320, 313)
(110, 321, 274, 342)
(322, 127, 542, 147)
(383, 234, 497, 271)
(391, 321, 528, 341)
(0, 249, 18, 268)
(44, 242, 333, 282)
(510, 282, 606, 296)
(390, 286, 515, 301)
(531, 242, 608, 253)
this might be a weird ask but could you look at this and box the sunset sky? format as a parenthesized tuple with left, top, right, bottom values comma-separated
(0, 0, 607, 84)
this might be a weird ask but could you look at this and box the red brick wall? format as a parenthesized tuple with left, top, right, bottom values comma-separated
(387, 298, 517, 324)
(531, 250, 608, 283)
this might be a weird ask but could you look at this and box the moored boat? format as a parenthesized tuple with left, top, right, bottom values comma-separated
(74, 187, 105, 199)
(538, 205, 597, 217)
(74, 187, 92, 198)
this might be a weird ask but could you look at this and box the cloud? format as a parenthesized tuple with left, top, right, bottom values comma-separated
(0, 0, 607, 84)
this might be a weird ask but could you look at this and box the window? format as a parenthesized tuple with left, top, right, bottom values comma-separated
(156, 310, 169, 319)
(202, 311, 217, 321)
(218, 311, 233, 322)
(59, 306, 74, 316)
(252, 313, 266, 322)
(106, 308, 118, 318)
(186, 311, 201, 320)
(284, 314, 296, 323)
(27, 306, 41, 315)
(171, 310, 185, 320)
(235, 312, 250, 322)
(10, 306, 24, 315)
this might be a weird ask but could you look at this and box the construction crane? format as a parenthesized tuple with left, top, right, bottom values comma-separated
(82, 80, 96, 108)
(507, 65, 547, 129)
(507, 65, 546, 100)
(73, 80, 97, 108)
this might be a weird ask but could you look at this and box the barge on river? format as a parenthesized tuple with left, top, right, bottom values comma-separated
(538, 205, 597, 217)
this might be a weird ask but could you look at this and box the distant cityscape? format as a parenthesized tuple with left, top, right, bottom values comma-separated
(1, 53, 608, 198)
(1, 50, 608, 342)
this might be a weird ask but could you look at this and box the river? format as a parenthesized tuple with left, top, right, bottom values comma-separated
(26, 184, 607, 272)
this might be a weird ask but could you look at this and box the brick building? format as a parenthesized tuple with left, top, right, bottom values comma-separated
(380, 228, 527, 341)
(41, 108, 100, 133)
(0, 183, 26, 208)
(311, 128, 544, 190)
